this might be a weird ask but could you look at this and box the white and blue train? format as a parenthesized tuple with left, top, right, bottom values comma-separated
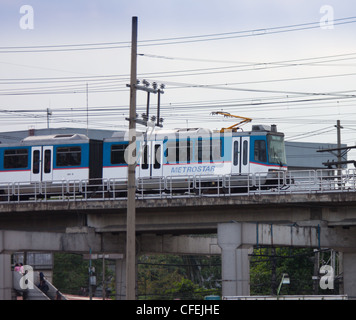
(0, 124, 287, 199)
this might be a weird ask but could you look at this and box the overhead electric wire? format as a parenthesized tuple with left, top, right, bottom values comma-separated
(139, 51, 356, 68)
(0, 16, 355, 53)
(163, 81, 356, 98)
(134, 16, 356, 46)
(2, 50, 356, 86)
(1, 57, 356, 96)
(0, 74, 129, 84)
(1, 105, 356, 136)
(4, 96, 353, 120)
(1, 51, 356, 91)
(286, 127, 337, 141)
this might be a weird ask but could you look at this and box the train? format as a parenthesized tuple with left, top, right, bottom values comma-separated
(0, 124, 287, 200)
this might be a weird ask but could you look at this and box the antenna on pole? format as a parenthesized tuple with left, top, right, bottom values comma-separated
(46, 108, 52, 129)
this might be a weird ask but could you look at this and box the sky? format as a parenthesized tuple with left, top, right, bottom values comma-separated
(1, 1, 356, 158)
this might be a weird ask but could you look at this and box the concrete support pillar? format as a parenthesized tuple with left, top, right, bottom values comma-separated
(0, 230, 13, 300)
(236, 247, 252, 296)
(342, 252, 356, 299)
(0, 253, 12, 300)
(115, 257, 126, 300)
(218, 223, 251, 297)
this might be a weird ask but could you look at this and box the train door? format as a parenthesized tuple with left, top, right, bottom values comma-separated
(231, 137, 250, 174)
(139, 141, 163, 178)
(240, 137, 250, 174)
(30, 146, 54, 182)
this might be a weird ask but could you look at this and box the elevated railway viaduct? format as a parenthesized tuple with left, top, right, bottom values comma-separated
(2, 190, 356, 299)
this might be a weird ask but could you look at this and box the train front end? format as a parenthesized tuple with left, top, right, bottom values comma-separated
(256, 124, 288, 187)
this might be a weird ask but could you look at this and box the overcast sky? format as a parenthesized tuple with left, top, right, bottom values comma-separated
(1, 1, 356, 153)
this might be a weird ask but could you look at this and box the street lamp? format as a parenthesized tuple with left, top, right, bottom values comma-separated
(277, 273, 290, 297)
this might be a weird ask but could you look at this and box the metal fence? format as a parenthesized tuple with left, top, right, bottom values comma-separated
(1, 169, 356, 203)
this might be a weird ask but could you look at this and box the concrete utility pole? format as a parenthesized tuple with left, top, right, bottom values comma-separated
(126, 16, 138, 300)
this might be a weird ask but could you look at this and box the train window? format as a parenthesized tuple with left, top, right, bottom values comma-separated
(163, 136, 168, 160)
(243, 140, 248, 165)
(203, 139, 211, 162)
(4, 149, 28, 169)
(233, 141, 239, 166)
(142, 144, 149, 169)
(44, 150, 51, 173)
(111, 144, 128, 165)
(178, 140, 188, 163)
(211, 139, 222, 162)
(267, 134, 287, 165)
(187, 137, 191, 163)
(56, 146, 81, 167)
(195, 137, 210, 163)
(254, 140, 267, 162)
(154, 144, 161, 169)
(220, 136, 224, 158)
(33, 150, 40, 174)
(176, 139, 180, 163)
(196, 137, 202, 162)
(166, 141, 176, 163)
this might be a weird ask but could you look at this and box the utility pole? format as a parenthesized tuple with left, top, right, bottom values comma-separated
(336, 120, 343, 169)
(270, 247, 277, 295)
(317, 121, 356, 168)
(126, 16, 138, 300)
(313, 249, 320, 295)
(102, 255, 106, 300)
(86, 82, 89, 136)
(335, 120, 343, 184)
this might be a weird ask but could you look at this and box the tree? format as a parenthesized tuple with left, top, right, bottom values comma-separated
(53, 253, 87, 295)
(53, 252, 105, 296)
(165, 278, 206, 300)
(137, 254, 221, 299)
(249, 247, 315, 296)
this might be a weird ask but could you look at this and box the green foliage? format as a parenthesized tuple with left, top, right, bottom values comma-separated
(165, 278, 205, 300)
(53, 252, 104, 296)
(137, 254, 221, 300)
(250, 247, 315, 296)
(53, 253, 87, 295)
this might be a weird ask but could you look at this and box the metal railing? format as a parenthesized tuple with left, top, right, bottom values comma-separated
(1, 169, 356, 203)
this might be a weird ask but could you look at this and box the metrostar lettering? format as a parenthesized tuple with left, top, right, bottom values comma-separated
(170, 165, 215, 174)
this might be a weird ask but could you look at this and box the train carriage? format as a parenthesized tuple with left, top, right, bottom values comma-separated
(0, 134, 103, 199)
(102, 124, 287, 192)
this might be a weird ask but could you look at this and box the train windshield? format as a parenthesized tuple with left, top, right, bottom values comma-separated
(267, 134, 287, 166)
